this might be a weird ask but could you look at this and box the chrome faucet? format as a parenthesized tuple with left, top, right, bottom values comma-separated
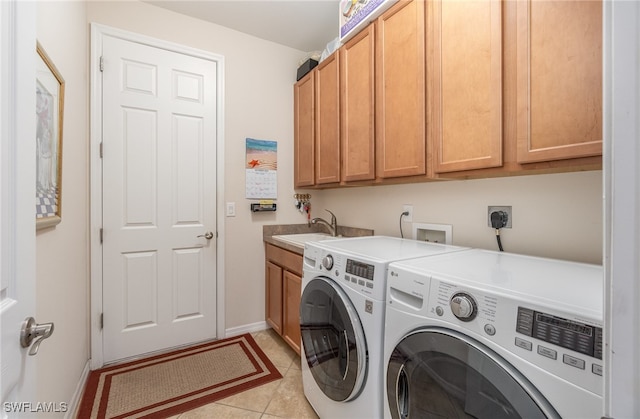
(311, 209, 338, 237)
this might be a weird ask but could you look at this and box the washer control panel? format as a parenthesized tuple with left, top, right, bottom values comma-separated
(516, 307, 603, 360)
(315, 250, 384, 300)
(424, 278, 603, 396)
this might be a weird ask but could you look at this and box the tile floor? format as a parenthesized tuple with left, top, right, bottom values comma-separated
(169, 329, 319, 419)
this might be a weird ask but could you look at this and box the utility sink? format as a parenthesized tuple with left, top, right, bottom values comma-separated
(272, 233, 339, 248)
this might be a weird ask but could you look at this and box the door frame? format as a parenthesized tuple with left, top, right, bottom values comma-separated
(89, 23, 226, 369)
(603, 1, 640, 417)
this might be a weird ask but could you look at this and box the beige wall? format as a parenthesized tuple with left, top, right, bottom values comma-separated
(309, 170, 603, 264)
(36, 0, 89, 412)
(86, 1, 310, 333)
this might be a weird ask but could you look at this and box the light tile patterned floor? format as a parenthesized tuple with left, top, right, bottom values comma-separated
(170, 329, 319, 419)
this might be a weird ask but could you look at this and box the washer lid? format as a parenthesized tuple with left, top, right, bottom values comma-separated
(308, 236, 468, 263)
(389, 249, 603, 317)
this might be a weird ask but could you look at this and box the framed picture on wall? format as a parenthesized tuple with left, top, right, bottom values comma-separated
(35, 42, 64, 230)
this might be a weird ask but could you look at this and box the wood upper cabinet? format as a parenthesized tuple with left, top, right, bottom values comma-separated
(376, 0, 427, 179)
(430, 0, 503, 173)
(294, 71, 315, 187)
(292, 0, 602, 186)
(315, 53, 341, 185)
(340, 24, 376, 182)
(516, 0, 602, 163)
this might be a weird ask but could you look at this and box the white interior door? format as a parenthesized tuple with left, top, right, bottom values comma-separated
(101, 35, 218, 363)
(0, 0, 37, 408)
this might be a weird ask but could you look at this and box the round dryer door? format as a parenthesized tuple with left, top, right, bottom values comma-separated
(387, 327, 560, 419)
(300, 277, 367, 402)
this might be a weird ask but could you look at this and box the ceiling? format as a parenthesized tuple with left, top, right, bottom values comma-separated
(144, 0, 340, 52)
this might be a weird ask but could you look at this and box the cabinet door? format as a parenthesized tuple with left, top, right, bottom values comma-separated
(431, 0, 503, 173)
(516, 0, 602, 163)
(315, 53, 341, 184)
(376, 0, 426, 178)
(283, 270, 302, 355)
(294, 72, 315, 187)
(265, 261, 283, 335)
(341, 24, 376, 182)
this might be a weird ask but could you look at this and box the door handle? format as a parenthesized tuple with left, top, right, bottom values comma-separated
(20, 317, 54, 356)
(197, 231, 214, 240)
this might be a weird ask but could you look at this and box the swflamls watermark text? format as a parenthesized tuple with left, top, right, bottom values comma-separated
(3, 402, 68, 414)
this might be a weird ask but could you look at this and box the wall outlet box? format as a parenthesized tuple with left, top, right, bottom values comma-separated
(403, 204, 413, 222)
(412, 222, 452, 244)
(488, 205, 512, 228)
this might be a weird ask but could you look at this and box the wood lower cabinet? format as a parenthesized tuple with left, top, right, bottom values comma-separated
(282, 270, 302, 353)
(265, 243, 302, 355)
(265, 261, 283, 335)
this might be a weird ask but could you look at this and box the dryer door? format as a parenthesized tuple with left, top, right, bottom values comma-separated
(387, 327, 560, 419)
(300, 276, 367, 402)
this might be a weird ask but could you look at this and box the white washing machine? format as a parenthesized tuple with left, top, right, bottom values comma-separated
(384, 249, 603, 419)
(300, 236, 468, 419)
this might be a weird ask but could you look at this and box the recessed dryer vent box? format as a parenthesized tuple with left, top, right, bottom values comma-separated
(412, 223, 453, 245)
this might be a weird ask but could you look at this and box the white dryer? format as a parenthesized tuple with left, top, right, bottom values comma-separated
(300, 236, 468, 419)
(384, 249, 603, 419)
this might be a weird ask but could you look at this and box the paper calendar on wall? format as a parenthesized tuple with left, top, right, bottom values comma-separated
(245, 138, 277, 199)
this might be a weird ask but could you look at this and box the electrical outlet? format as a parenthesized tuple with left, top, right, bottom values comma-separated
(403, 205, 413, 222)
(488, 206, 512, 228)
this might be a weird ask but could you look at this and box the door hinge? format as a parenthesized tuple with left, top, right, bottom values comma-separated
(100, 228, 103, 244)
(99, 56, 104, 72)
(100, 313, 103, 330)
(99, 141, 103, 158)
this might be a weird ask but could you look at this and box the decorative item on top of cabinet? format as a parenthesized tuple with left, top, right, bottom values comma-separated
(340, 24, 376, 182)
(430, 0, 503, 173)
(376, 0, 427, 179)
(516, 0, 602, 163)
(294, 71, 315, 187)
(315, 52, 341, 185)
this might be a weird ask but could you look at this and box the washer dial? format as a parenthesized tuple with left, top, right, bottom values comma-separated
(322, 254, 334, 270)
(450, 292, 478, 322)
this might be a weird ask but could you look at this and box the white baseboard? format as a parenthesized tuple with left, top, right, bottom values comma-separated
(225, 321, 269, 338)
(65, 360, 90, 419)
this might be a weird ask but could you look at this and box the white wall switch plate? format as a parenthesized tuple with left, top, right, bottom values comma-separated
(226, 202, 236, 217)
